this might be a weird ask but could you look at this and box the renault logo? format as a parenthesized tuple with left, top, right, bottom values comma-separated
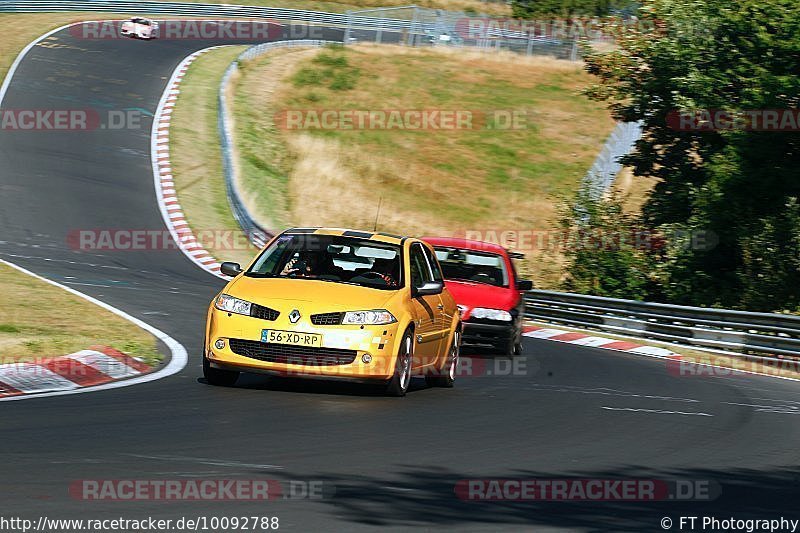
(289, 309, 301, 324)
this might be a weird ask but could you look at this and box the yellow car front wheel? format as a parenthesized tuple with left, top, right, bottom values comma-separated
(426, 329, 460, 388)
(385, 330, 414, 397)
(203, 351, 239, 387)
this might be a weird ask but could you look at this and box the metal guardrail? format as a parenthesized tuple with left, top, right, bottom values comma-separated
(218, 40, 336, 249)
(583, 120, 642, 197)
(525, 290, 800, 359)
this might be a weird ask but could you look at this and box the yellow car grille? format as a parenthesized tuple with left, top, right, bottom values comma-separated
(250, 303, 280, 321)
(310, 312, 344, 325)
(229, 339, 357, 366)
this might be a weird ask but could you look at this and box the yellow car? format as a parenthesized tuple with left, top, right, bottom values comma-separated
(204, 228, 462, 396)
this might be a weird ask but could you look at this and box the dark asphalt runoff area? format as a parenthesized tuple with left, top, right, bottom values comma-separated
(0, 21, 799, 532)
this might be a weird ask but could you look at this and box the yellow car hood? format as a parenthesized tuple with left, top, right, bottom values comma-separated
(226, 275, 398, 311)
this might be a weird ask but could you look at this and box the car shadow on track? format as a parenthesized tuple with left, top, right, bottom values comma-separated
(196, 348, 538, 396)
(263, 465, 800, 530)
(197, 375, 432, 397)
(462, 346, 515, 359)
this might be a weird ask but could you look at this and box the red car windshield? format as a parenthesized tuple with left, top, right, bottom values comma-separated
(433, 247, 508, 287)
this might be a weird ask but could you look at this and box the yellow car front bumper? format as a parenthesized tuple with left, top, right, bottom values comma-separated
(206, 308, 402, 381)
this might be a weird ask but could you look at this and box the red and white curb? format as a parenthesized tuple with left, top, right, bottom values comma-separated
(523, 325, 683, 361)
(522, 323, 800, 382)
(0, 346, 153, 399)
(151, 47, 231, 280)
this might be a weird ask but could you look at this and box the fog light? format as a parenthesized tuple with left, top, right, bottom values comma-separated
(214, 339, 226, 350)
(361, 354, 372, 364)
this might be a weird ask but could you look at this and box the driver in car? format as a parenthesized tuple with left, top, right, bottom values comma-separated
(282, 252, 321, 278)
(369, 258, 399, 287)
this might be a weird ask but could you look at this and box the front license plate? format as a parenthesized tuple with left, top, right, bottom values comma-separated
(261, 329, 322, 348)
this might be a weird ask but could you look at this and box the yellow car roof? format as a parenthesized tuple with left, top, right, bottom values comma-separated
(283, 227, 412, 246)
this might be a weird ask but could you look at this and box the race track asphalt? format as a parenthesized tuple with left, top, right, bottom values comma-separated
(1, 21, 799, 532)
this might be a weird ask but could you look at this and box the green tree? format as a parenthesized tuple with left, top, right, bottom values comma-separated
(558, 187, 653, 299)
(583, 0, 800, 310)
(512, 0, 629, 18)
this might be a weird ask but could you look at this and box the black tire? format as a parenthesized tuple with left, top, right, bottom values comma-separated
(426, 329, 460, 388)
(203, 354, 239, 387)
(498, 326, 523, 356)
(385, 330, 414, 397)
(493, 336, 514, 356)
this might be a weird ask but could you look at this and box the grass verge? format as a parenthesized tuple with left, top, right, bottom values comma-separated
(0, 263, 160, 365)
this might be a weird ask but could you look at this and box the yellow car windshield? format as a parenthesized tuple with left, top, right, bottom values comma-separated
(247, 234, 404, 290)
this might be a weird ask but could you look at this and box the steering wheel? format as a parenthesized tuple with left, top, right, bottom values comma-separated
(359, 271, 396, 286)
(286, 268, 308, 278)
(471, 273, 494, 283)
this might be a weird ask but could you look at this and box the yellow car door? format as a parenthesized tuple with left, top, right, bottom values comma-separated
(408, 242, 442, 370)
(421, 242, 454, 360)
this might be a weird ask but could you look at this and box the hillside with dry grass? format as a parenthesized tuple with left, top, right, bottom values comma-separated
(229, 45, 614, 284)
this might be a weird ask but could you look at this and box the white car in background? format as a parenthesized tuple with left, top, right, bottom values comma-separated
(120, 17, 159, 40)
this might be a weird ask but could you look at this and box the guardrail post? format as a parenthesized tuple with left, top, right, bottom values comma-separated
(408, 7, 419, 46)
(344, 10, 352, 44)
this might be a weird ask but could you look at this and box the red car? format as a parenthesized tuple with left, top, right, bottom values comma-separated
(423, 237, 533, 354)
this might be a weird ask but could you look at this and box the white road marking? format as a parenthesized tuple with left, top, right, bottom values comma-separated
(724, 402, 800, 415)
(124, 453, 284, 470)
(0, 252, 128, 270)
(601, 406, 714, 417)
(529, 384, 700, 403)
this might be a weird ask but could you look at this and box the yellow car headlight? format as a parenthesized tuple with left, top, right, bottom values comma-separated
(215, 293, 253, 316)
(342, 309, 396, 325)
